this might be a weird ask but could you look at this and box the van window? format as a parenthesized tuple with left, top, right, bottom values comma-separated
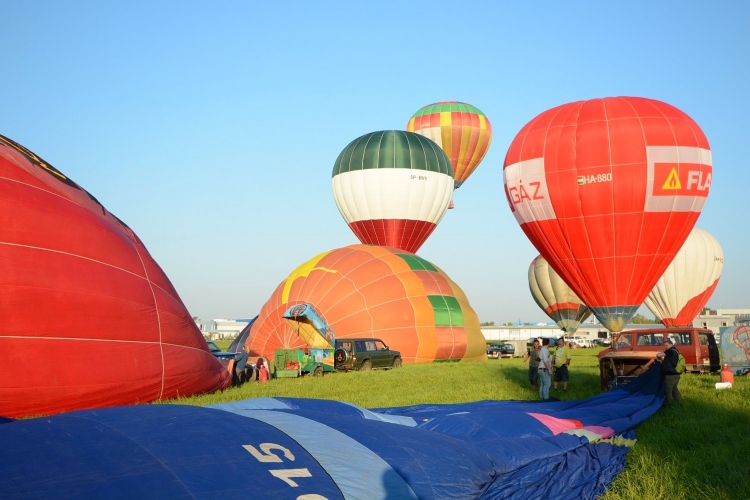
(355, 341, 367, 352)
(699, 334, 709, 346)
(366, 341, 377, 351)
(615, 334, 632, 349)
(636, 333, 663, 346)
(667, 333, 691, 345)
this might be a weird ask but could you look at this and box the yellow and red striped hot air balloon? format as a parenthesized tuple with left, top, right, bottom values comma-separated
(407, 101, 492, 189)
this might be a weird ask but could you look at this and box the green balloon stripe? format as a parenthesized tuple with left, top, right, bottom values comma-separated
(332, 130, 453, 177)
(409, 101, 486, 119)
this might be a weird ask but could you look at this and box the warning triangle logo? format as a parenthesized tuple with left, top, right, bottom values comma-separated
(661, 168, 682, 190)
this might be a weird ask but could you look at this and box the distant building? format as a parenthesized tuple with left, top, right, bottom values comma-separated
(693, 308, 750, 334)
(483, 308, 750, 343)
(193, 318, 251, 340)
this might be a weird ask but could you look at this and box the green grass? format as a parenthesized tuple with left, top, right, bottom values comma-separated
(170, 346, 750, 499)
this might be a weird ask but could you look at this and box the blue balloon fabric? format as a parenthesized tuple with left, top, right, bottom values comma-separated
(0, 365, 664, 499)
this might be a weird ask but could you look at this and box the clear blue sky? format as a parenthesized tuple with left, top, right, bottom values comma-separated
(2, 1, 748, 323)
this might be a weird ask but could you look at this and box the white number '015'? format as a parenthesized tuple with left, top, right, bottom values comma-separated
(243, 443, 330, 499)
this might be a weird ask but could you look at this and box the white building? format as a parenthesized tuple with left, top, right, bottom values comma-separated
(480, 324, 609, 342)
(693, 308, 750, 333)
(194, 318, 251, 340)
(482, 308, 750, 343)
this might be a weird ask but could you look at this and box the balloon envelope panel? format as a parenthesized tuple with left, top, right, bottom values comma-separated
(504, 97, 711, 332)
(0, 135, 231, 418)
(407, 101, 492, 188)
(645, 228, 724, 327)
(246, 245, 486, 363)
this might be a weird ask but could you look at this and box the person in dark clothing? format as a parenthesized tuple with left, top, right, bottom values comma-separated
(657, 339, 682, 405)
(522, 339, 541, 390)
(233, 347, 249, 386)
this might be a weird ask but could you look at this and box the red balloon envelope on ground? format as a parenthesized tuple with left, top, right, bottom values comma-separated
(0, 135, 231, 418)
(504, 97, 712, 332)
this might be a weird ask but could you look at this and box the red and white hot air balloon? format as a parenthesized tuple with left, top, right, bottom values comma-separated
(504, 97, 712, 332)
(528, 255, 591, 333)
(645, 228, 723, 327)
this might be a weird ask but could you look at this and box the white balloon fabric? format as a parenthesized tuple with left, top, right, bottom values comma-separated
(645, 228, 724, 327)
(528, 255, 591, 333)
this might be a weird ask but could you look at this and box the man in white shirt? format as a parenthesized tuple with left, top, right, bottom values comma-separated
(537, 338, 553, 400)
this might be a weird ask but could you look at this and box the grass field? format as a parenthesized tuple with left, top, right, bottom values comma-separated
(164, 343, 750, 499)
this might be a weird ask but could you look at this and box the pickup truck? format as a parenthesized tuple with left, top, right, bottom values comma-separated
(598, 327, 719, 390)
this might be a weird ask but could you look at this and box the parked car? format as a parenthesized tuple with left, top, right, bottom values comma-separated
(206, 341, 237, 360)
(487, 343, 515, 359)
(334, 338, 402, 371)
(563, 336, 594, 348)
(598, 327, 720, 390)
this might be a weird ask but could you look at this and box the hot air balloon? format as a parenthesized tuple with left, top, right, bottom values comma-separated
(407, 101, 492, 189)
(529, 255, 591, 333)
(504, 97, 712, 332)
(332, 130, 454, 253)
(644, 228, 724, 327)
(245, 244, 486, 363)
(0, 134, 231, 418)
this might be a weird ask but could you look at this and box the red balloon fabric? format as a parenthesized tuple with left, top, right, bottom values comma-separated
(0, 135, 231, 418)
(503, 97, 712, 332)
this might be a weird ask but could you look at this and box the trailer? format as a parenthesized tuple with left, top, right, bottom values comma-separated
(274, 303, 336, 378)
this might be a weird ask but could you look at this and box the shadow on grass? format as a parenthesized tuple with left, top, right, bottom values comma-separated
(604, 389, 750, 500)
(497, 362, 605, 400)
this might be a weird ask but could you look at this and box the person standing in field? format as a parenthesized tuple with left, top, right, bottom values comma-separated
(257, 357, 270, 383)
(522, 339, 541, 391)
(552, 337, 572, 392)
(233, 346, 249, 386)
(656, 339, 683, 405)
(537, 338, 553, 400)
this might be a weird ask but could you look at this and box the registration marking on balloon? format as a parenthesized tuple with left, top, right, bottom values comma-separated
(577, 173, 613, 185)
(243, 442, 328, 498)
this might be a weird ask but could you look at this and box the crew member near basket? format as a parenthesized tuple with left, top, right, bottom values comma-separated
(656, 339, 683, 405)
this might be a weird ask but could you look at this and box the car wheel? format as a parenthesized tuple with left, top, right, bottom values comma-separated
(392, 357, 402, 368)
(360, 360, 372, 371)
(334, 348, 349, 365)
(313, 366, 323, 377)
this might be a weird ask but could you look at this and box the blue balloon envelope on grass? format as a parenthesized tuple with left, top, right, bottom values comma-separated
(0, 366, 664, 499)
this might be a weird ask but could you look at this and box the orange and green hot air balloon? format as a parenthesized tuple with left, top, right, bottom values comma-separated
(407, 101, 492, 189)
(245, 244, 487, 364)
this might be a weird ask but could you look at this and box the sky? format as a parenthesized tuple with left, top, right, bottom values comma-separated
(2, 1, 749, 324)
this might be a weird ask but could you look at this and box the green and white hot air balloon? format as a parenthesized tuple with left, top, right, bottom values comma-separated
(331, 130, 454, 253)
